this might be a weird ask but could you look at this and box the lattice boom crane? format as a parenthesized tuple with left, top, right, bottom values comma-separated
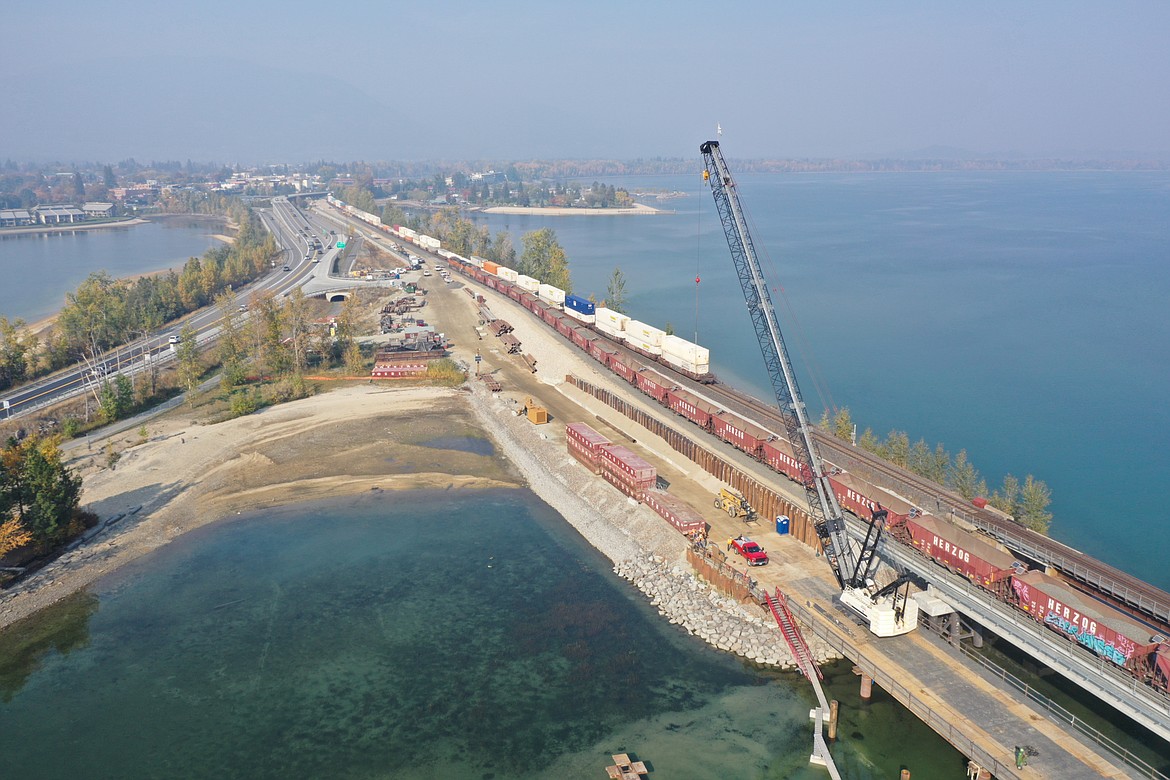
(701, 139, 917, 637)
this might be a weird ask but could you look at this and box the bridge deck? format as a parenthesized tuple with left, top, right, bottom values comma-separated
(769, 541, 1132, 779)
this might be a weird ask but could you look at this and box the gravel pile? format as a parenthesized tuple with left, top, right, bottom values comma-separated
(615, 553, 801, 668)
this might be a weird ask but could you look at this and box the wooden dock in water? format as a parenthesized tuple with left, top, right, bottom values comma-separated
(605, 753, 648, 779)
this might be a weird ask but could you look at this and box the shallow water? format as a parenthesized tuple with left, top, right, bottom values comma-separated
(0, 489, 962, 778)
(419, 435, 497, 457)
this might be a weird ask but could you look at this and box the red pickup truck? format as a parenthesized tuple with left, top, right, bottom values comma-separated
(731, 537, 769, 566)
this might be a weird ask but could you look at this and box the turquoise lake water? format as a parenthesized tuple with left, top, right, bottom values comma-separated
(0, 489, 967, 778)
(0, 218, 220, 322)
(472, 171, 1170, 590)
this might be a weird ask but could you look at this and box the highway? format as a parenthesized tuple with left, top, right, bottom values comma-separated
(0, 197, 341, 423)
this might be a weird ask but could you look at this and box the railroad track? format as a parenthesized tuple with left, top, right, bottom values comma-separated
(703, 381, 1170, 630)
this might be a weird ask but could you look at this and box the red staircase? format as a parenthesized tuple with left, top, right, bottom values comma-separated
(764, 588, 822, 681)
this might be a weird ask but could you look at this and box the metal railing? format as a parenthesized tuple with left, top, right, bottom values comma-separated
(917, 618, 1170, 780)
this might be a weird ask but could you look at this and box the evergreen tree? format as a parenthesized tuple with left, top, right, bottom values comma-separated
(857, 427, 880, 453)
(832, 408, 854, 442)
(989, 474, 1020, 516)
(884, 430, 910, 467)
(948, 449, 982, 499)
(605, 267, 628, 313)
(908, 439, 932, 477)
(1018, 475, 1053, 533)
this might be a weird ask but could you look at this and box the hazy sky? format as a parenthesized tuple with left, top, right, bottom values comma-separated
(5, 1, 1169, 162)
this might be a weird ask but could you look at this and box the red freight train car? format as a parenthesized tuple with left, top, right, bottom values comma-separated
(1012, 570, 1166, 673)
(711, 413, 769, 458)
(829, 471, 890, 521)
(761, 438, 810, 483)
(571, 328, 591, 351)
(588, 339, 616, 366)
(634, 369, 673, 403)
(556, 318, 575, 339)
(902, 514, 1021, 590)
(664, 386, 720, 429)
(610, 356, 639, 385)
(508, 285, 524, 303)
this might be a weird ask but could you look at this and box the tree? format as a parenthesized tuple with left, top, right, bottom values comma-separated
(884, 430, 910, 467)
(98, 374, 134, 423)
(490, 231, 516, 266)
(832, 408, 854, 442)
(1018, 475, 1053, 534)
(216, 292, 249, 389)
(102, 164, 117, 188)
(0, 316, 34, 392)
(283, 288, 311, 375)
(71, 171, 85, 201)
(519, 228, 571, 291)
(857, 428, 880, 453)
(908, 439, 932, 477)
(175, 322, 202, 397)
(5, 436, 82, 546)
(948, 449, 982, 499)
(989, 474, 1020, 516)
(605, 267, 628, 313)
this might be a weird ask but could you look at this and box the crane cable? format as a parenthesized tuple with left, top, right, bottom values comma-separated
(695, 170, 704, 347)
(739, 187, 841, 423)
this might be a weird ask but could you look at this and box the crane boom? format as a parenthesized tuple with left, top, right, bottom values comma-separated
(700, 140, 859, 589)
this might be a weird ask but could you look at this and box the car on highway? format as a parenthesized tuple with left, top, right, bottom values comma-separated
(168, 334, 180, 344)
(283, 265, 291, 272)
(731, 536, 769, 566)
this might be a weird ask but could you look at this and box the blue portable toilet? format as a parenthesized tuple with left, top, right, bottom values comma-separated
(775, 515, 791, 535)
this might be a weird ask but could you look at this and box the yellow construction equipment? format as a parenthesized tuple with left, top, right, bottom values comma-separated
(714, 487, 755, 521)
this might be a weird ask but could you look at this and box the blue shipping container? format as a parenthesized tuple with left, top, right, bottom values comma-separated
(564, 294, 596, 315)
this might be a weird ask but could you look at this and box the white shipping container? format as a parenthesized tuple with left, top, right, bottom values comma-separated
(626, 320, 666, 347)
(594, 320, 627, 340)
(470, 255, 489, 268)
(516, 274, 540, 293)
(594, 307, 631, 333)
(537, 283, 565, 304)
(624, 333, 663, 356)
(661, 334, 710, 366)
(496, 266, 519, 282)
(563, 307, 595, 324)
(400, 227, 417, 240)
(659, 351, 710, 376)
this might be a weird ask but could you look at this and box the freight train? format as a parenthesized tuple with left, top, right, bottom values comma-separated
(328, 194, 1170, 696)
